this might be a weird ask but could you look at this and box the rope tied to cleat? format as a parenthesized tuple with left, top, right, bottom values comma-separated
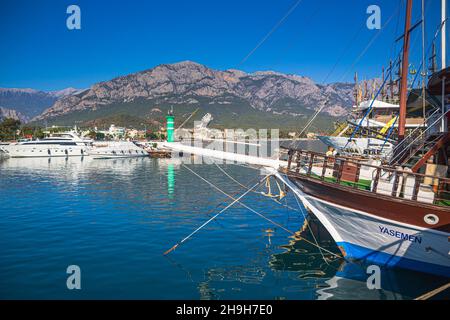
(215, 163, 296, 210)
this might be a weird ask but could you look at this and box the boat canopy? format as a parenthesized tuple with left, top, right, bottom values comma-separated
(353, 100, 399, 111)
(427, 67, 450, 96)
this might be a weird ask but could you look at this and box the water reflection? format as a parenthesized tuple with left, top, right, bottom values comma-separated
(270, 217, 449, 300)
(0, 153, 448, 299)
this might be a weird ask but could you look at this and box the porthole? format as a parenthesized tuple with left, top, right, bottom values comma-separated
(424, 214, 439, 225)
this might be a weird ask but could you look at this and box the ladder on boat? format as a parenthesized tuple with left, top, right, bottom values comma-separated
(388, 108, 449, 170)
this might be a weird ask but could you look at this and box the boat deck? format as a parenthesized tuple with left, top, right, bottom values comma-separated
(283, 149, 450, 208)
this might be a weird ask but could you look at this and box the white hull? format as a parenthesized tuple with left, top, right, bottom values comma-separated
(276, 172, 450, 277)
(91, 153, 148, 159)
(89, 141, 148, 159)
(317, 136, 392, 156)
(0, 131, 92, 158)
(0, 144, 88, 157)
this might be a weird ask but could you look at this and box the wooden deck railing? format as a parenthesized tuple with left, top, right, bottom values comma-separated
(285, 148, 450, 207)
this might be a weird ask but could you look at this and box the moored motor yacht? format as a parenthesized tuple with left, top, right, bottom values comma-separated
(89, 141, 149, 159)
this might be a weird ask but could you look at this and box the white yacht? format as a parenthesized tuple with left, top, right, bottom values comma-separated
(89, 141, 149, 159)
(0, 131, 92, 158)
(317, 99, 426, 157)
(317, 135, 394, 156)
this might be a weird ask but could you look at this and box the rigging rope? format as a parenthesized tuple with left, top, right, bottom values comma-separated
(339, 2, 403, 82)
(163, 174, 266, 255)
(214, 162, 260, 192)
(290, 0, 403, 143)
(343, 56, 400, 149)
(215, 163, 300, 212)
(239, 0, 304, 65)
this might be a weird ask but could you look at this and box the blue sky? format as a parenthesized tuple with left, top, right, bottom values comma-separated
(0, 0, 447, 91)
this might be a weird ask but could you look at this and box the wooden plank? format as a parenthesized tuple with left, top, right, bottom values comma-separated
(415, 282, 450, 300)
(412, 133, 450, 172)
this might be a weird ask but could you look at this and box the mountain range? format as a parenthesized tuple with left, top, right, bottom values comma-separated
(1, 61, 367, 131)
(0, 107, 29, 123)
(0, 87, 81, 121)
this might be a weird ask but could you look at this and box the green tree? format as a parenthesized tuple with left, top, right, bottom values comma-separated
(86, 130, 97, 140)
(95, 132, 105, 140)
(146, 132, 159, 140)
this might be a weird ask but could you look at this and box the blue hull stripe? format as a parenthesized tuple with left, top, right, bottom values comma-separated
(337, 242, 450, 278)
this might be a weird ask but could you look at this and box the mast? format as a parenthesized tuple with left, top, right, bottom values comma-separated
(389, 60, 394, 100)
(364, 80, 368, 100)
(398, 0, 413, 141)
(354, 72, 359, 107)
(442, 0, 447, 70)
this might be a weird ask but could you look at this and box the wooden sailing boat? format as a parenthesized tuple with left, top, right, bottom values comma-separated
(277, 0, 450, 277)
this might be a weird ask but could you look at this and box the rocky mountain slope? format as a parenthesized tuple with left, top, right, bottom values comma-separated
(32, 62, 358, 129)
(0, 107, 29, 123)
(0, 87, 81, 120)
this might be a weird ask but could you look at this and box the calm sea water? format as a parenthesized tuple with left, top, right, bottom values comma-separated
(0, 140, 448, 299)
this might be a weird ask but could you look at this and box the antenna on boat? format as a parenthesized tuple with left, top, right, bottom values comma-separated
(429, 43, 437, 75)
(441, 0, 447, 71)
(398, 0, 413, 141)
(421, 0, 426, 122)
(364, 80, 368, 100)
(389, 60, 394, 101)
